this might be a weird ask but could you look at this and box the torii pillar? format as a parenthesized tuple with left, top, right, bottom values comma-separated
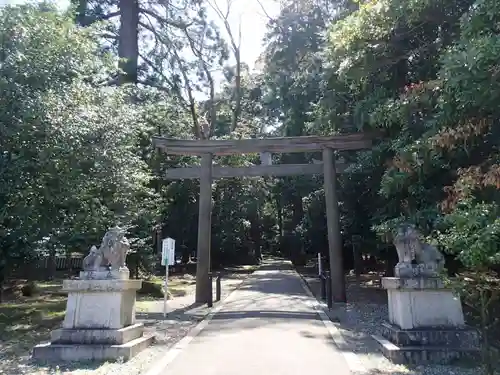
(323, 148, 347, 302)
(195, 153, 213, 303)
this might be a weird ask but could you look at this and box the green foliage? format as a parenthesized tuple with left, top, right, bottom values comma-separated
(0, 4, 157, 279)
(138, 280, 165, 298)
(319, 0, 500, 267)
(438, 201, 500, 269)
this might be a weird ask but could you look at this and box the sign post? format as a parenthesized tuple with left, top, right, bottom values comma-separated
(161, 237, 176, 318)
(318, 253, 322, 276)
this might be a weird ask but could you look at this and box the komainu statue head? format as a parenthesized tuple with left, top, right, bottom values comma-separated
(99, 226, 130, 271)
(393, 224, 420, 264)
(82, 226, 130, 273)
(393, 223, 445, 277)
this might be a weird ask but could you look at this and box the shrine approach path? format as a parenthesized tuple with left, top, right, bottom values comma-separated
(156, 259, 353, 375)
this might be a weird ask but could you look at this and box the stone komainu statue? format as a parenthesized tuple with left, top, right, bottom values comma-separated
(82, 227, 130, 272)
(393, 224, 445, 277)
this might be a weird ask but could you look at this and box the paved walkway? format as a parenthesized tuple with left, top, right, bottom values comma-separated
(160, 260, 352, 375)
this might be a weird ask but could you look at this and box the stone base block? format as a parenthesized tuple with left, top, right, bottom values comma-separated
(377, 276, 480, 364)
(51, 323, 145, 345)
(383, 277, 465, 329)
(33, 335, 153, 362)
(62, 279, 142, 330)
(380, 321, 480, 349)
(373, 334, 480, 365)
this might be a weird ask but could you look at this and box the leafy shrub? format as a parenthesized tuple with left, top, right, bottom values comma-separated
(137, 281, 172, 299)
(21, 281, 40, 297)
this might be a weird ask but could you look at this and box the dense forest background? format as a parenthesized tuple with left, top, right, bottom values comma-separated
(1, 0, 499, 293)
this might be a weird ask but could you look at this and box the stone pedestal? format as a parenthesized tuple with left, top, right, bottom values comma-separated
(373, 276, 480, 365)
(384, 277, 465, 329)
(33, 277, 153, 362)
(62, 279, 140, 330)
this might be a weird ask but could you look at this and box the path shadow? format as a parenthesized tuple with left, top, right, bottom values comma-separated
(136, 301, 205, 321)
(236, 263, 311, 298)
(195, 309, 328, 335)
(209, 310, 320, 321)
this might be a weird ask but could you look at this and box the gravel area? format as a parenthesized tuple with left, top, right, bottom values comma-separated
(299, 272, 498, 375)
(0, 271, 252, 375)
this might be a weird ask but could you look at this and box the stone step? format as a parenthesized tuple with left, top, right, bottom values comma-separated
(51, 323, 145, 345)
(32, 335, 154, 362)
(372, 334, 480, 365)
(381, 321, 480, 349)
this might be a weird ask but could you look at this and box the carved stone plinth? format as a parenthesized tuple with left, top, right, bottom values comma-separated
(79, 268, 130, 280)
(383, 276, 465, 329)
(394, 262, 440, 278)
(62, 279, 142, 330)
(373, 276, 480, 365)
(33, 278, 153, 362)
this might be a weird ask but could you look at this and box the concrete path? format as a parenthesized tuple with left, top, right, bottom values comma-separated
(159, 260, 352, 375)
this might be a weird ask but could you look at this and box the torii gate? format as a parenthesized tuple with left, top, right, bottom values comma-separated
(153, 133, 374, 304)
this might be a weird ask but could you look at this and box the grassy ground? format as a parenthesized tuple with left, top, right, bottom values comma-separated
(139, 275, 195, 299)
(0, 294, 66, 357)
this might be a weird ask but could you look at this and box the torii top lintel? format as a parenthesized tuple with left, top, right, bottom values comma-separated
(152, 133, 375, 156)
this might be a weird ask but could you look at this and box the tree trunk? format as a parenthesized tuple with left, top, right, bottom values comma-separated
(290, 189, 304, 261)
(353, 243, 363, 278)
(384, 245, 397, 277)
(72, 0, 88, 25)
(47, 245, 57, 281)
(480, 290, 494, 375)
(118, 0, 139, 85)
(230, 41, 242, 132)
(276, 195, 283, 251)
(250, 212, 261, 263)
(287, 153, 304, 261)
(0, 266, 4, 303)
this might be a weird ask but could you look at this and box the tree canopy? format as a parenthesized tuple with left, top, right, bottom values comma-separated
(0, 0, 498, 294)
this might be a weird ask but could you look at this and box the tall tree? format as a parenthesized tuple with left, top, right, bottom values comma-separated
(71, 0, 232, 138)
